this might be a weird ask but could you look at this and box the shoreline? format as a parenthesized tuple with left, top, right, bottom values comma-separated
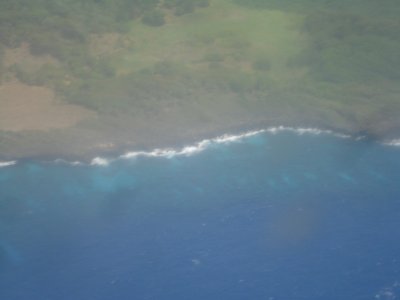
(0, 116, 340, 162)
(1, 0, 399, 167)
(2, 122, 399, 168)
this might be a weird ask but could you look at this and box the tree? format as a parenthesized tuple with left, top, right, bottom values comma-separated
(142, 10, 165, 26)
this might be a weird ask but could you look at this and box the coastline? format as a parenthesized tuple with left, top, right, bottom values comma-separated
(1, 0, 399, 166)
(2, 121, 399, 169)
(0, 115, 338, 162)
(1, 97, 400, 166)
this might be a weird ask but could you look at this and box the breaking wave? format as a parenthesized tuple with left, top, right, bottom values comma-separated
(384, 139, 400, 147)
(90, 126, 351, 166)
(3, 126, 395, 168)
(0, 161, 17, 168)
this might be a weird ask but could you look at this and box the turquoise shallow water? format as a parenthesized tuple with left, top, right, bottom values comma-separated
(1, 131, 400, 299)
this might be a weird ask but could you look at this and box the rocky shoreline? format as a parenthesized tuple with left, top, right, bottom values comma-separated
(1, 110, 399, 165)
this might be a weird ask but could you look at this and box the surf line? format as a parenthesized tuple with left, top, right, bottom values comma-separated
(3, 126, 399, 168)
(90, 126, 352, 166)
(384, 139, 400, 147)
(90, 129, 264, 166)
(0, 161, 17, 168)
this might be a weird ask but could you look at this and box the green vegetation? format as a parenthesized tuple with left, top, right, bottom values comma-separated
(302, 12, 400, 83)
(0, 0, 208, 88)
(142, 10, 166, 27)
(1, 0, 400, 141)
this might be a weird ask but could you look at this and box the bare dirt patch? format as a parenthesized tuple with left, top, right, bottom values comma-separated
(0, 81, 96, 132)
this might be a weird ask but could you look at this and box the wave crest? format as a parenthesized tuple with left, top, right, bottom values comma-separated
(384, 139, 400, 147)
(266, 126, 351, 138)
(0, 161, 17, 168)
(91, 157, 111, 166)
(94, 127, 349, 166)
(0, 126, 368, 168)
(120, 129, 265, 161)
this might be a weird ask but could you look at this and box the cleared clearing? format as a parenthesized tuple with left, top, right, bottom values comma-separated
(0, 82, 96, 132)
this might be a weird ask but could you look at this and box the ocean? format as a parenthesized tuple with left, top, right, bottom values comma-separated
(1, 128, 400, 300)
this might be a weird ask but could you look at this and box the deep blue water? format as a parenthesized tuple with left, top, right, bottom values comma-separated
(1, 131, 400, 300)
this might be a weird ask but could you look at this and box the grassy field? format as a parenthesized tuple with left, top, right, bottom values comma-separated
(118, 1, 306, 78)
(65, 0, 311, 115)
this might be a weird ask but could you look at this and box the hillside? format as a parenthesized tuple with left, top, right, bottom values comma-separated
(0, 0, 399, 159)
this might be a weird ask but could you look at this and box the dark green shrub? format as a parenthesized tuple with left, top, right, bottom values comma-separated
(164, 0, 177, 9)
(142, 10, 165, 27)
(196, 0, 210, 8)
(175, 2, 194, 16)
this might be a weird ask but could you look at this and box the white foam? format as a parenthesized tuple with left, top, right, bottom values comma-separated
(15, 126, 355, 168)
(266, 126, 351, 138)
(0, 161, 17, 168)
(90, 127, 354, 166)
(53, 159, 83, 166)
(91, 157, 111, 166)
(384, 139, 400, 147)
(121, 129, 265, 160)
(212, 130, 265, 143)
(121, 145, 207, 159)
